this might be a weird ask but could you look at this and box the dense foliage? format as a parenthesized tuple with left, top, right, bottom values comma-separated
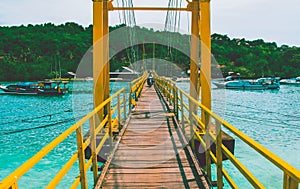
(0, 23, 91, 81)
(0, 22, 299, 81)
(211, 34, 300, 78)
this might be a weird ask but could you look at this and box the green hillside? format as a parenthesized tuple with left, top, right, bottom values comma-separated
(0, 22, 299, 81)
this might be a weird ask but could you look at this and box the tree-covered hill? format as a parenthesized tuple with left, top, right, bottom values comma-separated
(0, 23, 92, 81)
(0, 22, 299, 81)
(211, 34, 300, 78)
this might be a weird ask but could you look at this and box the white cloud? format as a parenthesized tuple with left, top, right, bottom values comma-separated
(1, 0, 299, 46)
(0, 0, 92, 26)
(211, 0, 300, 46)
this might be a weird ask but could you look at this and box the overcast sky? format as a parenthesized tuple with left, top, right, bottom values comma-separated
(1, 0, 299, 46)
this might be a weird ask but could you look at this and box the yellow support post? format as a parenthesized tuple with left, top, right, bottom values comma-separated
(180, 91, 185, 136)
(12, 182, 17, 189)
(189, 0, 200, 100)
(117, 94, 121, 128)
(189, 0, 200, 149)
(129, 82, 132, 113)
(103, 0, 110, 105)
(103, 0, 112, 147)
(123, 91, 126, 120)
(204, 112, 212, 182)
(283, 173, 299, 189)
(89, 115, 98, 185)
(216, 120, 223, 188)
(93, 0, 110, 120)
(200, 0, 212, 120)
(93, 0, 104, 120)
(76, 125, 88, 189)
(108, 105, 113, 147)
(174, 84, 179, 120)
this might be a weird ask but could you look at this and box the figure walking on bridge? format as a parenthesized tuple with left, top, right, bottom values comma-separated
(147, 70, 154, 87)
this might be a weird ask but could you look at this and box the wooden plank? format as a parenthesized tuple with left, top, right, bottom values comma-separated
(96, 83, 209, 189)
(102, 184, 200, 189)
(109, 162, 192, 169)
(107, 167, 193, 174)
(103, 173, 195, 182)
(114, 150, 176, 155)
(110, 159, 191, 164)
(101, 182, 198, 188)
(113, 156, 183, 161)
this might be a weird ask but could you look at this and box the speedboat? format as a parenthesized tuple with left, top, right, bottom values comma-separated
(212, 77, 280, 90)
(0, 81, 68, 95)
(279, 77, 300, 85)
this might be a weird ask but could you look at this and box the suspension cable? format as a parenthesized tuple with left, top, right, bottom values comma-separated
(164, 0, 183, 61)
(118, 0, 137, 71)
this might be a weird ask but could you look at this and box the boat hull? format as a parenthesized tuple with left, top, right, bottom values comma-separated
(0, 82, 68, 96)
(280, 78, 300, 85)
(212, 79, 280, 90)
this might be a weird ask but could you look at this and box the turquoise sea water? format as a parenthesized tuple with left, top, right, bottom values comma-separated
(0, 81, 299, 188)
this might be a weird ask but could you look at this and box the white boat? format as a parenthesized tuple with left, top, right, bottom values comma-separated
(109, 66, 139, 81)
(279, 77, 300, 85)
(212, 77, 280, 90)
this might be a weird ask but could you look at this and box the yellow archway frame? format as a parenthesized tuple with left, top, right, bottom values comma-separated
(92, 0, 211, 121)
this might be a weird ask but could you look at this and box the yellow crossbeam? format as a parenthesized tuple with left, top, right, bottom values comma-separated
(111, 7, 190, 11)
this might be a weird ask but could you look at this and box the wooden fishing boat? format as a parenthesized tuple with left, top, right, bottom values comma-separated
(0, 81, 68, 95)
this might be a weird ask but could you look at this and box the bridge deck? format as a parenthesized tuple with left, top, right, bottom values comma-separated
(95, 83, 209, 188)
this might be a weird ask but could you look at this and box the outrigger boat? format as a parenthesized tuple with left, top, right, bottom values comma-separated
(212, 77, 280, 90)
(0, 81, 68, 95)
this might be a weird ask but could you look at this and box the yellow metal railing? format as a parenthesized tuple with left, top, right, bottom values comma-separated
(154, 75, 300, 189)
(0, 88, 127, 189)
(129, 71, 148, 112)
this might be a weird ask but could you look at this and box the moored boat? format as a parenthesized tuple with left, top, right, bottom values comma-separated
(0, 81, 68, 95)
(212, 77, 280, 90)
(279, 77, 300, 85)
(109, 66, 139, 81)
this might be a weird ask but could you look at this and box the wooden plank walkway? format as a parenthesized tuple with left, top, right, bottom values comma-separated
(95, 83, 210, 189)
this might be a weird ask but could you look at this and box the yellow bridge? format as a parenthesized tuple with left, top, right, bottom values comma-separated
(1, 1, 300, 189)
(1, 73, 300, 188)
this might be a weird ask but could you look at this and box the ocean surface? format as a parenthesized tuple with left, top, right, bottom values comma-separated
(0, 81, 299, 188)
